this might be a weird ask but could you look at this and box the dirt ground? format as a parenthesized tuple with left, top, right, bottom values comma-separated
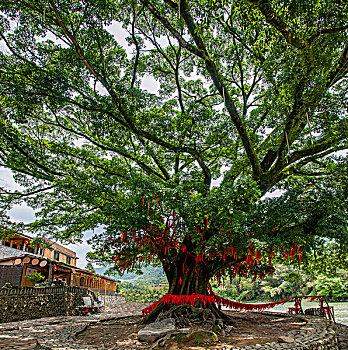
(76, 311, 307, 349)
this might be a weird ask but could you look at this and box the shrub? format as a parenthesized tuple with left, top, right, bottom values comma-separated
(25, 272, 45, 284)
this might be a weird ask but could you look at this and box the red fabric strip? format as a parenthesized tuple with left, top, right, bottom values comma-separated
(142, 293, 324, 317)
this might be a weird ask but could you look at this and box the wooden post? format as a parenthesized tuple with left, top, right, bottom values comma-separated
(48, 262, 53, 285)
(104, 279, 106, 310)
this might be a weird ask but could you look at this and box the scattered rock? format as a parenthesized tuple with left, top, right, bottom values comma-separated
(290, 322, 307, 326)
(270, 318, 287, 323)
(138, 318, 176, 343)
(169, 330, 219, 348)
(278, 335, 295, 343)
(225, 325, 234, 333)
(178, 328, 190, 333)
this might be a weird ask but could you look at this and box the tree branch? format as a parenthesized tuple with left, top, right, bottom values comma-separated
(326, 43, 348, 87)
(139, 0, 204, 58)
(309, 25, 348, 42)
(0, 186, 56, 197)
(49, 117, 168, 181)
(130, 4, 142, 89)
(247, 0, 307, 49)
(144, 0, 262, 178)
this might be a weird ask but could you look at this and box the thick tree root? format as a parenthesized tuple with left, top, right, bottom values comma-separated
(141, 304, 237, 348)
(141, 301, 237, 349)
(156, 304, 227, 335)
(150, 331, 181, 349)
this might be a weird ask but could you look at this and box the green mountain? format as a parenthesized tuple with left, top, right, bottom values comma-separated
(95, 265, 167, 285)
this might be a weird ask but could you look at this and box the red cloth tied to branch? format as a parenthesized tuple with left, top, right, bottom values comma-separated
(142, 293, 325, 317)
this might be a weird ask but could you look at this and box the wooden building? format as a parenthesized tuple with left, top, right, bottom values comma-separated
(0, 233, 119, 294)
(0, 233, 78, 267)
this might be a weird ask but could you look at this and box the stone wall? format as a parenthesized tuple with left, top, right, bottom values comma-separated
(0, 286, 94, 323)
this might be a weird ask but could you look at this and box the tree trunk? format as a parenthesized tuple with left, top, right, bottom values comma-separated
(143, 256, 228, 323)
(167, 265, 211, 296)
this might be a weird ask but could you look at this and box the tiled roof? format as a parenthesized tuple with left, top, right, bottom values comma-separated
(1, 231, 77, 258)
(0, 246, 38, 260)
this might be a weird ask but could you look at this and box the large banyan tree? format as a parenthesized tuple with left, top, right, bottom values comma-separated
(0, 0, 347, 320)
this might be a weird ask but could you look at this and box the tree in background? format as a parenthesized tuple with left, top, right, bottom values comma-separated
(85, 262, 96, 274)
(0, 0, 347, 321)
(217, 264, 348, 302)
(314, 273, 348, 302)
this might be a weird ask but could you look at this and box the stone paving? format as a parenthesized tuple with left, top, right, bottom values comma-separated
(0, 300, 148, 350)
(0, 300, 347, 350)
(335, 323, 348, 350)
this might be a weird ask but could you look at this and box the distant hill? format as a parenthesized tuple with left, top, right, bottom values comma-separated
(95, 265, 167, 285)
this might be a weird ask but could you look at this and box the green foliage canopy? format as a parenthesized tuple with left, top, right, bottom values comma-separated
(0, 0, 347, 293)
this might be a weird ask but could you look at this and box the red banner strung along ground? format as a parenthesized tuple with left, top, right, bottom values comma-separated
(142, 293, 324, 317)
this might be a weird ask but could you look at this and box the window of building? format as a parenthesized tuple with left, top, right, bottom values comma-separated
(54, 251, 60, 261)
(66, 256, 71, 265)
(4, 241, 10, 247)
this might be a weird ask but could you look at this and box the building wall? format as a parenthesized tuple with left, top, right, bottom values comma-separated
(21, 266, 35, 287)
(41, 248, 76, 266)
(20, 265, 49, 287)
(0, 266, 23, 288)
(43, 249, 53, 260)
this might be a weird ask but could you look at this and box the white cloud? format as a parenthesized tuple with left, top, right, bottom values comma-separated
(141, 74, 160, 94)
(66, 239, 92, 268)
(7, 204, 36, 223)
(106, 21, 132, 56)
(66, 228, 103, 268)
(0, 167, 23, 190)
